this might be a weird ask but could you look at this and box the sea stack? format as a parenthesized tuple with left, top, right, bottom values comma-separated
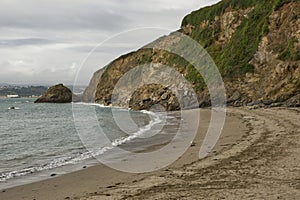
(34, 84, 75, 103)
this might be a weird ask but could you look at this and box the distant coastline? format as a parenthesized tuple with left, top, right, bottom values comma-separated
(0, 96, 39, 99)
(0, 85, 47, 98)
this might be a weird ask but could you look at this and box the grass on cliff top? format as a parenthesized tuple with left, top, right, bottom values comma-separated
(182, 0, 299, 27)
(182, 0, 261, 27)
(181, 0, 300, 77)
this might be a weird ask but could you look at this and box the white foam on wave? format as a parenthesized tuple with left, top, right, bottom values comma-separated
(8, 107, 20, 110)
(74, 102, 128, 111)
(0, 103, 165, 182)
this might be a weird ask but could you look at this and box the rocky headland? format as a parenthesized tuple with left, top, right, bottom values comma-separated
(83, 0, 300, 110)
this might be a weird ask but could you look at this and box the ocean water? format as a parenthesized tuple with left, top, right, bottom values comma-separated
(0, 98, 174, 189)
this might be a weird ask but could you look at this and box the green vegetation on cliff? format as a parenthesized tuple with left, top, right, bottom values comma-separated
(182, 0, 300, 76)
(87, 0, 300, 109)
(278, 37, 300, 61)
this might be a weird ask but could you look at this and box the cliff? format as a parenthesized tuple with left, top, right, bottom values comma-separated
(82, 68, 106, 103)
(35, 84, 78, 103)
(83, 0, 300, 110)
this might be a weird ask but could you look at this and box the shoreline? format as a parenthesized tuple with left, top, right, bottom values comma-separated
(0, 108, 247, 199)
(0, 107, 299, 199)
(0, 101, 164, 189)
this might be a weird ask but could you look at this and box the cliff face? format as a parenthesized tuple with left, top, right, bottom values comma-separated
(82, 67, 106, 103)
(224, 1, 300, 106)
(83, 0, 300, 110)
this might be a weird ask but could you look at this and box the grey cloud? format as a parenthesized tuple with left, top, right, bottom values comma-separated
(0, 38, 54, 48)
(0, 0, 221, 85)
(0, 11, 130, 31)
(0, 1, 130, 31)
(0, 0, 219, 32)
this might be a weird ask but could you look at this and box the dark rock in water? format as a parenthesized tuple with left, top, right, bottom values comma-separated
(35, 84, 78, 103)
(50, 173, 57, 177)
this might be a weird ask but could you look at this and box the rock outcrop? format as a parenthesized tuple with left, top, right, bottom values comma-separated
(35, 84, 77, 103)
(129, 84, 180, 111)
(83, 0, 300, 110)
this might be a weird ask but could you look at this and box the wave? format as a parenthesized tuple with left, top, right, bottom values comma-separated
(0, 103, 164, 182)
(73, 101, 131, 111)
(8, 107, 20, 110)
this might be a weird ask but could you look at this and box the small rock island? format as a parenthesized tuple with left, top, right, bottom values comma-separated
(34, 84, 75, 103)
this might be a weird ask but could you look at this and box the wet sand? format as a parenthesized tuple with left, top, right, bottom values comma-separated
(1, 108, 299, 199)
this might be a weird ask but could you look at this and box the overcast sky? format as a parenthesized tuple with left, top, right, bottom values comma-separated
(0, 0, 220, 86)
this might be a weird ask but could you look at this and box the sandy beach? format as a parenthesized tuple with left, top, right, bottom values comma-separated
(0, 107, 299, 200)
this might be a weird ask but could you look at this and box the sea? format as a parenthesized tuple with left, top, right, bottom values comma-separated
(0, 97, 181, 189)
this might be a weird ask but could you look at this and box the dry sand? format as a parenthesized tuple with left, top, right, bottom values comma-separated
(0, 108, 299, 200)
